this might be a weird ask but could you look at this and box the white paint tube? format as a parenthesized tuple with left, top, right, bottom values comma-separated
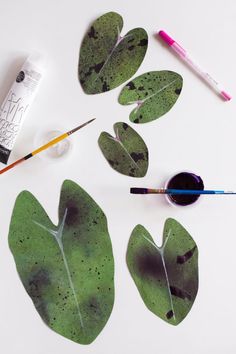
(0, 53, 44, 164)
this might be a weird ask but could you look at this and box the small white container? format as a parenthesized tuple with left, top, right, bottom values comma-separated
(34, 127, 72, 162)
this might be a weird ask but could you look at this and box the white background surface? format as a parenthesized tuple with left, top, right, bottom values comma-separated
(0, 0, 235, 353)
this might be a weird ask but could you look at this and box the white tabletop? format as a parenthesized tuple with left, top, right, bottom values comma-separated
(0, 1, 235, 353)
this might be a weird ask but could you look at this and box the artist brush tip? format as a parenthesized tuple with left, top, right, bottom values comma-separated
(68, 118, 96, 135)
(88, 118, 96, 123)
(80, 117, 96, 128)
(81, 117, 96, 127)
(83, 118, 96, 126)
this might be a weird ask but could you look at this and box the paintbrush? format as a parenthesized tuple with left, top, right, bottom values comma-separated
(130, 188, 236, 195)
(0, 118, 95, 175)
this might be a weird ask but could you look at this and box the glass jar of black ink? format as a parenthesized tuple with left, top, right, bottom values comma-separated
(165, 172, 204, 206)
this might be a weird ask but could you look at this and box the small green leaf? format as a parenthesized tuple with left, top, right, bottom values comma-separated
(118, 71, 183, 123)
(78, 12, 148, 94)
(8, 180, 114, 345)
(98, 122, 148, 177)
(126, 218, 198, 325)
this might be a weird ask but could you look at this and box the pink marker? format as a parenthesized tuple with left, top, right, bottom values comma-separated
(158, 30, 231, 101)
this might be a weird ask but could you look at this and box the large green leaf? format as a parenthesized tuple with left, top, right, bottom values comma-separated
(98, 122, 148, 177)
(8, 180, 114, 344)
(126, 218, 198, 325)
(78, 12, 148, 94)
(118, 71, 183, 123)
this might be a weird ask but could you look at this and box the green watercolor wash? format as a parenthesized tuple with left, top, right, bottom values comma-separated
(126, 218, 198, 325)
(98, 122, 148, 177)
(78, 12, 148, 94)
(118, 71, 183, 123)
(8, 180, 114, 345)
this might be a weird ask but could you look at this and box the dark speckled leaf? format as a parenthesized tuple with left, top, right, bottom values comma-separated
(8, 180, 114, 345)
(78, 12, 148, 94)
(98, 122, 148, 177)
(126, 218, 198, 325)
(118, 71, 183, 123)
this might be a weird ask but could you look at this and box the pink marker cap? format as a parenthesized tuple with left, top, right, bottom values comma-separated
(221, 91, 232, 101)
(158, 30, 175, 46)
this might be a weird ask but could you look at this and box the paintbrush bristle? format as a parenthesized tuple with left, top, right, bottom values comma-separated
(68, 118, 96, 135)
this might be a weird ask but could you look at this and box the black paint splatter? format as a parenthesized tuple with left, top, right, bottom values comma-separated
(177, 246, 197, 264)
(127, 81, 136, 90)
(82, 61, 105, 79)
(130, 152, 144, 162)
(128, 45, 135, 51)
(102, 81, 109, 92)
(166, 310, 174, 319)
(108, 159, 115, 167)
(170, 286, 191, 300)
(175, 88, 182, 95)
(138, 38, 148, 46)
(88, 26, 98, 39)
(94, 61, 105, 73)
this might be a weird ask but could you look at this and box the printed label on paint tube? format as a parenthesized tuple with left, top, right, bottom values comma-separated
(0, 54, 44, 163)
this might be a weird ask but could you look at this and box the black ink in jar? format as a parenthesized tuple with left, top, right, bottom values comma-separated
(166, 172, 204, 206)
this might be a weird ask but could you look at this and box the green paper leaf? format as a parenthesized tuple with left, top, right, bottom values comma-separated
(8, 180, 114, 345)
(78, 12, 148, 94)
(126, 218, 198, 325)
(118, 71, 183, 123)
(98, 122, 148, 177)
